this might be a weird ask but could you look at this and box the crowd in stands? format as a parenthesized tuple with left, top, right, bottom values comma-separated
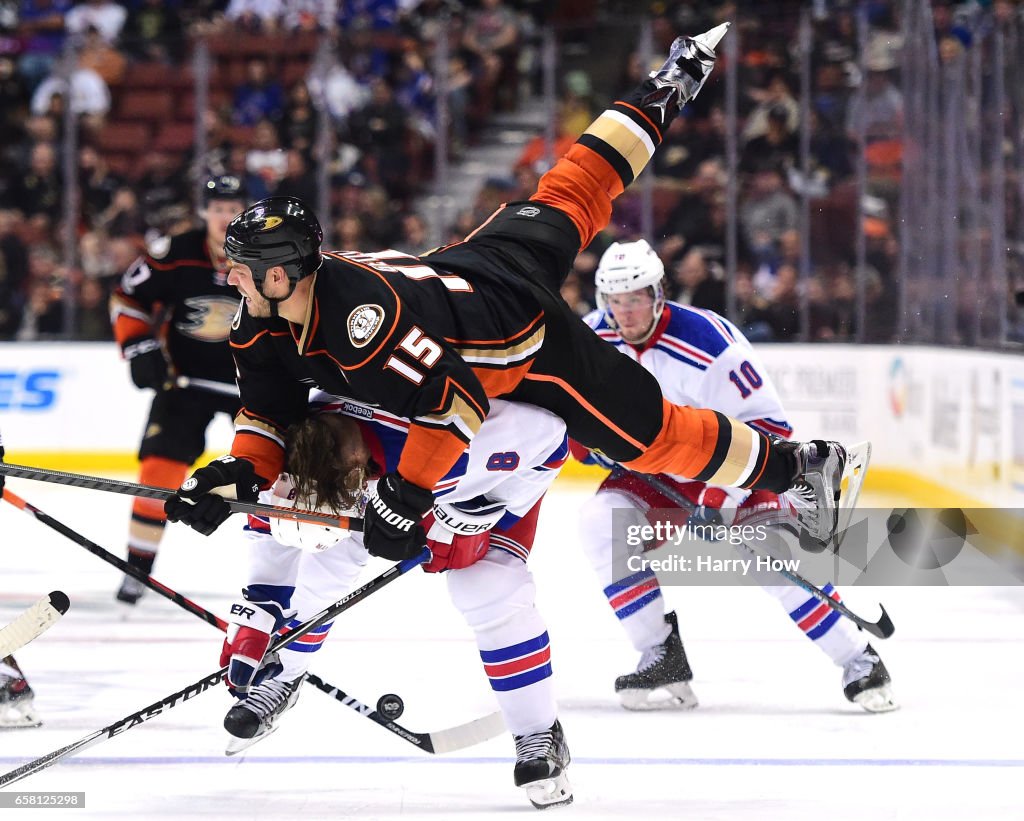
(0, 0, 543, 340)
(0, 0, 1018, 345)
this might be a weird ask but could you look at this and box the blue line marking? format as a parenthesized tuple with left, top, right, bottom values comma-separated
(2, 756, 1021, 768)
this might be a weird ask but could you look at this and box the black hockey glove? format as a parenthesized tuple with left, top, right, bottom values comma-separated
(363, 472, 432, 561)
(164, 456, 264, 536)
(123, 335, 168, 390)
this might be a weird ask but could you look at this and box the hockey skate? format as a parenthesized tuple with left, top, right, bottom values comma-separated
(0, 656, 41, 729)
(615, 611, 698, 711)
(223, 675, 303, 755)
(115, 575, 146, 605)
(513, 719, 573, 810)
(644, 23, 730, 121)
(781, 440, 848, 550)
(843, 644, 897, 713)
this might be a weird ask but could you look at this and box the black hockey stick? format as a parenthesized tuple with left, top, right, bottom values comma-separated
(619, 469, 895, 639)
(0, 549, 429, 788)
(0, 487, 503, 754)
(0, 461, 361, 530)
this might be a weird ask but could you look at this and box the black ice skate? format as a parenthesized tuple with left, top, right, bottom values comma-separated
(0, 655, 41, 729)
(115, 576, 146, 605)
(781, 440, 848, 549)
(115, 553, 155, 605)
(615, 611, 698, 711)
(513, 719, 573, 810)
(223, 676, 303, 755)
(643, 23, 730, 123)
(843, 644, 897, 713)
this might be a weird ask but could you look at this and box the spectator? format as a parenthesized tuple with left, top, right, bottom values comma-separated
(733, 269, 774, 342)
(96, 185, 146, 237)
(245, 118, 287, 191)
(742, 70, 799, 141)
(845, 41, 903, 143)
(308, 49, 369, 124)
(225, 143, 270, 201)
(76, 24, 125, 85)
(233, 58, 285, 126)
(0, 209, 29, 337)
(345, 78, 410, 197)
(281, 0, 334, 32)
(398, 212, 428, 254)
(10, 141, 61, 220)
(274, 149, 318, 204)
(560, 270, 591, 317)
(765, 262, 800, 341)
(64, 0, 127, 44)
(121, 0, 185, 64)
(463, 0, 520, 108)
(671, 248, 726, 314)
(740, 103, 799, 174)
(224, 0, 283, 31)
(77, 144, 119, 224)
(278, 81, 318, 156)
(0, 57, 29, 152)
(16, 0, 72, 92)
(30, 51, 110, 120)
(657, 158, 727, 260)
(739, 165, 798, 266)
(135, 152, 189, 231)
(74, 273, 112, 340)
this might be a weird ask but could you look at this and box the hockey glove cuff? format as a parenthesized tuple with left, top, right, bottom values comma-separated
(363, 472, 432, 561)
(123, 335, 168, 391)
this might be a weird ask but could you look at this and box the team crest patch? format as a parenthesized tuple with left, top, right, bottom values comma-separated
(347, 304, 385, 347)
(259, 216, 283, 231)
(517, 206, 540, 217)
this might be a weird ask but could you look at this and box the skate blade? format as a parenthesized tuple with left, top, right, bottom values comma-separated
(853, 684, 898, 713)
(523, 772, 573, 810)
(225, 722, 280, 756)
(835, 441, 872, 551)
(691, 22, 730, 53)
(618, 681, 699, 711)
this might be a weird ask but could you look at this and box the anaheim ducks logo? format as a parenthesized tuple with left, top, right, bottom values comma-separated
(259, 216, 283, 231)
(176, 296, 244, 342)
(347, 304, 384, 347)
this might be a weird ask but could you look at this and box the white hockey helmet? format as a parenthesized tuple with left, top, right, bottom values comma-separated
(595, 239, 667, 327)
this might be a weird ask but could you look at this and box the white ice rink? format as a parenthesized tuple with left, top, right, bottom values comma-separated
(1, 478, 1022, 820)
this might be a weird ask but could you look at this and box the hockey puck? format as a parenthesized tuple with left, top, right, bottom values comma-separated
(376, 693, 405, 720)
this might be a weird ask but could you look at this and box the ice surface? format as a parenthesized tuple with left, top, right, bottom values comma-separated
(1, 479, 1021, 820)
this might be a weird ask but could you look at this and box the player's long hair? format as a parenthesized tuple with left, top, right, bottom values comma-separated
(285, 415, 368, 514)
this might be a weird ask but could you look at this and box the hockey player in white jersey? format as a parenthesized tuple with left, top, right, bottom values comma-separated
(217, 394, 572, 809)
(576, 240, 895, 713)
(0, 430, 42, 729)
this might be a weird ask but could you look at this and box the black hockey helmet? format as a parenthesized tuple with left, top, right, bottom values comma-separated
(202, 174, 248, 204)
(224, 196, 323, 287)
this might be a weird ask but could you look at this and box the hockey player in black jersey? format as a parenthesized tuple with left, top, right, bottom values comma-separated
(110, 176, 248, 604)
(165, 26, 851, 568)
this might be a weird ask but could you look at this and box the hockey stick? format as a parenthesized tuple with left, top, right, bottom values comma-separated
(0, 549, 429, 788)
(174, 376, 240, 397)
(0, 591, 70, 656)
(0, 462, 361, 530)
(0, 487, 503, 754)
(619, 465, 895, 640)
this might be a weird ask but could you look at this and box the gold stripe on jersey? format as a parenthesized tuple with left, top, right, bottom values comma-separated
(454, 324, 545, 367)
(234, 411, 286, 447)
(415, 387, 485, 443)
(701, 418, 767, 488)
(583, 112, 657, 182)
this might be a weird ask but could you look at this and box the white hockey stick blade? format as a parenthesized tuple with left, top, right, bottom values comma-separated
(0, 591, 70, 656)
(836, 441, 871, 551)
(427, 710, 506, 754)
